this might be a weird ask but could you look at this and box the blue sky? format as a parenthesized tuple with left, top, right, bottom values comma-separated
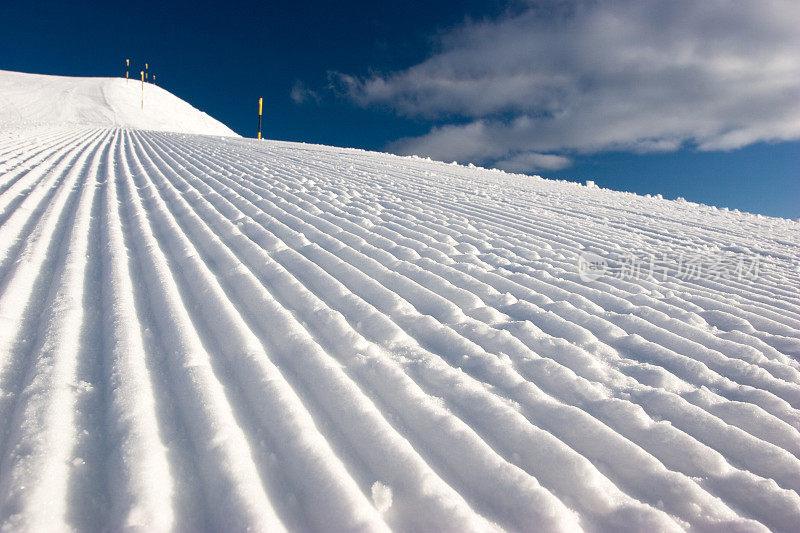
(2, 0, 797, 218)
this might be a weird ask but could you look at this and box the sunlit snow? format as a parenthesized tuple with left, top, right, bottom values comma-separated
(0, 69, 798, 533)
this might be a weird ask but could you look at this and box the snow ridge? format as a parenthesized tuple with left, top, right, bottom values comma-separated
(0, 125, 798, 532)
(0, 70, 237, 136)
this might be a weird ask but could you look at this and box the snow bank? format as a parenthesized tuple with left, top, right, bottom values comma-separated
(0, 69, 237, 136)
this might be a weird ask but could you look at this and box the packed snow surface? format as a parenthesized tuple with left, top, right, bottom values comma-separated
(0, 81, 799, 533)
(0, 69, 237, 136)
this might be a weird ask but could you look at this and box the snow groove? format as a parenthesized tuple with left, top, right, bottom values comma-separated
(0, 127, 798, 532)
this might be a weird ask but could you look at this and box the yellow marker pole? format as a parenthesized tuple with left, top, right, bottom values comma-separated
(126, 58, 129, 81)
(257, 97, 263, 139)
(153, 74, 156, 85)
(141, 71, 144, 109)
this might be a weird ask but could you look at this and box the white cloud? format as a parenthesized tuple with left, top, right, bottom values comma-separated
(336, 0, 800, 172)
(493, 151, 572, 172)
(290, 81, 319, 104)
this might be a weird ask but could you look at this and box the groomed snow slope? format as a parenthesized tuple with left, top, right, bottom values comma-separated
(0, 124, 799, 533)
(0, 70, 237, 136)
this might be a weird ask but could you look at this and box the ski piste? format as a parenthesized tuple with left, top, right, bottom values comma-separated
(0, 69, 799, 532)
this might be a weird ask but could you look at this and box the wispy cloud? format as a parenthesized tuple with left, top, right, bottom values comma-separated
(290, 81, 320, 104)
(493, 151, 572, 172)
(334, 0, 800, 172)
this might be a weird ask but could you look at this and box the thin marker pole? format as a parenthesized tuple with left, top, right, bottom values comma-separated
(141, 71, 144, 109)
(126, 58, 129, 81)
(257, 97, 263, 139)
